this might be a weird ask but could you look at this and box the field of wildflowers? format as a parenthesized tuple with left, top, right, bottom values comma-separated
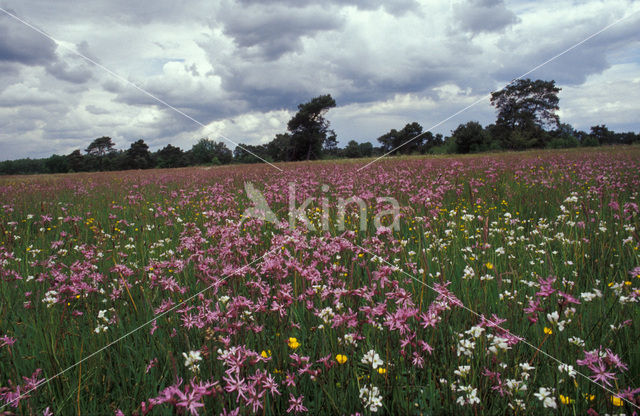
(1, 146, 639, 415)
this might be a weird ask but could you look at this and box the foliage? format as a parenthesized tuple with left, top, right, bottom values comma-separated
(287, 94, 336, 160)
(377, 122, 425, 154)
(344, 140, 362, 158)
(125, 139, 153, 170)
(490, 79, 561, 131)
(85, 136, 116, 157)
(190, 138, 233, 165)
(155, 144, 188, 168)
(452, 121, 490, 154)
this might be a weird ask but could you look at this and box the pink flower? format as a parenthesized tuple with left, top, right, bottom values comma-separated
(287, 394, 308, 414)
(588, 361, 617, 387)
(176, 389, 205, 415)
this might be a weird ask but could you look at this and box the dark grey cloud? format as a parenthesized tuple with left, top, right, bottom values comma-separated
(0, 11, 57, 65)
(46, 59, 93, 84)
(85, 104, 109, 115)
(2, 0, 215, 26)
(454, 0, 519, 35)
(236, 0, 420, 16)
(218, 4, 344, 60)
(492, 12, 640, 86)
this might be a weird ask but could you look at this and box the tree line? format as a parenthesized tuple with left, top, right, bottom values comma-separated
(2, 79, 639, 175)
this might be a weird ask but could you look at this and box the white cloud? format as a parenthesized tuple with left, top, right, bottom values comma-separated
(559, 62, 640, 131)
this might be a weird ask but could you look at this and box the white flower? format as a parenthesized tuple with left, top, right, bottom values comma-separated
(359, 384, 383, 412)
(454, 365, 471, 378)
(457, 338, 475, 357)
(519, 363, 535, 372)
(534, 387, 557, 409)
(558, 364, 576, 378)
(98, 309, 109, 322)
(546, 311, 559, 324)
(362, 349, 384, 369)
(42, 290, 58, 308)
(462, 265, 475, 279)
(465, 326, 484, 338)
(182, 350, 202, 372)
(93, 324, 108, 333)
(456, 385, 480, 406)
(488, 336, 510, 354)
(580, 292, 596, 302)
(343, 333, 358, 347)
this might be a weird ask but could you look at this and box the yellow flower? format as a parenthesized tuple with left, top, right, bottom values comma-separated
(624, 281, 632, 286)
(611, 396, 624, 407)
(336, 354, 348, 364)
(377, 368, 387, 375)
(261, 350, 271, 358)
(288, 337, 300, 349)
(544, 327, 553, 335)
(559, 394, 574, 405)
(486, 262, 494, 270)
(584, 394, 595, 401)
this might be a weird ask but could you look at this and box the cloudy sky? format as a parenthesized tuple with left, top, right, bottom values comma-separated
(1, 0, 639, 160)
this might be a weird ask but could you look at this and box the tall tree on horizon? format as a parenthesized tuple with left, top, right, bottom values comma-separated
(287, 94, 336, 161)
(490, 79, 561, 149)
(85, 136, 116, 156)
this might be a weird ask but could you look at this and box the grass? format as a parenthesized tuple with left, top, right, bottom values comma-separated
(0, 146, 639, 415)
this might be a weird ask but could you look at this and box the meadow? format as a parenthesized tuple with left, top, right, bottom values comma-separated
(0, 146, 639, 415)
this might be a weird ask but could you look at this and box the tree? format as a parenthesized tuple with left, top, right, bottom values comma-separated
(287, 94, 337, 161)
(125, 139, 152, 169)
(422, 132, 444, 154)
(451, 121, 490, 154)
(66, 150, 85, 172)
(590, 125, 615, 145)
(212, 141, 233, 164)
(344, 140, 362, 158)
(156, 144, 187, 168)
(85, 136, 116, 156)
(45, 154, 69, 173)
(323, 133, 339, 157)
(233, 144, 271, 164)
(377, 122, 424, 154)
(490, 79, 561, 149)
(359, 142, 374, 157)
(547, 123, 579, 149)
(377, 128, 400, 153)
(266, 133, 293, 162)
(190, 138, 233, 165)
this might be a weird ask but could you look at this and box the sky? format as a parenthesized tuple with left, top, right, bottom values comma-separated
(0, 0, 639, 161)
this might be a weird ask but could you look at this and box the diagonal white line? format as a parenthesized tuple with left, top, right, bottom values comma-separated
(0, 7, 283, 172)
(357, 7, 640, 172)
(352, 241, 640, 409)
(0, 245, 281, 410)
